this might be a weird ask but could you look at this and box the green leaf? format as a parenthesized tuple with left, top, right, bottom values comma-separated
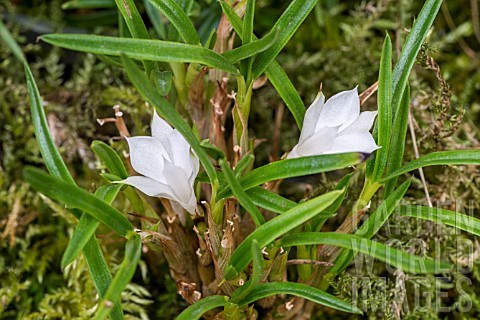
(233, 153, 254, 176)
(222, 30, 277, 64)
(371, 34, 392, 182)
(251, 0, 317, 79)
(200, 139, 225, 161)
(24, 167, 134, 237)
(281, 232, 451, 273)
(265, 62, 306, 129)
(41, 34, 239, 75)
(245, 187, 296, 214)
(218, 1, 306, 128)
(120, 54, 218, 184)
(392, 0, 442, 116)
(226, 190, 343, 278)
(176, 295, 229, 320)
(236, 282, 362, 314)
(0, 23, 123, 317)
(383, 85, 410, 195)
(144, 0, 167, 39)
(217, 152, 366, 199)
(146, 0, 200, 45)
(311, 173, 353, 232)
(25, 66, 76, 185)
(328, 179, 412, 276)
(0, 19, 26, 63)
(91, 140, 129, 179)
(357, 179, 411, 239)
(400, 205, 480, 237)
(83, 239, 124, 319)
(62, 0, 115, 9)
(230, 239, 263, 303)
(219, 159, 266, 226)
(94, 235, 142, 320)
(114, 0, 156, 76)
(241, 0, 255, 79)
(61, 184, 123, 268)
(382, 150, 480, 183)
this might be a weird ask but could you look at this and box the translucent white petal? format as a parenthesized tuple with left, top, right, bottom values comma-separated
(126, 137, 168, 183)
(188, 151, 200, 185)
(339, 111, 378, 135)
(151, 111, 173, 140)
(163, 161, 195, 206)
(120, 176, 178, 201)
(286, 145, 301, 159)
(292, 126, 339, 157)
(315, 87, 360, 132)
(168, 130, 193, 173)
(300, 93, 325, 141)
(325, 132, 379, 155)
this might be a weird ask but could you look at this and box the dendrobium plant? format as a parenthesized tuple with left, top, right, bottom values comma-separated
(288, 87, 379, 158)
(120, 111, 200, 215)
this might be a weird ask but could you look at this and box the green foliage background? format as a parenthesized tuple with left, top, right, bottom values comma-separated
(1, 0, 479, 318)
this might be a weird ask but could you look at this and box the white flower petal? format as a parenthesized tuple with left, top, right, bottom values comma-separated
(151, 111, 173, 140)
(339, 111, 378, 135)
(300, 93, 325, 141)
(120, 176, 177, 200)
(325, 132, 379, 155)
(169, 130, 194, 173)
(163, 161, 195, 208)
(288, 126, 339, 158)
(315, 87, 360, 132)
(126, 136, 168, 183)
(189, 152, 200, 185)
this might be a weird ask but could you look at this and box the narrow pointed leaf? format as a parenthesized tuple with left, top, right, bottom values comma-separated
(41, 34, 239, 75)
(384, 85, 410, 195)
(328, 179, 412, 276)
(231, 239, 263, 303)
(114, 0, 156, 76)
(392, 0, 442, 115)
(217, 152, 366, 199)
(146, 0, 200, 45)
(219, 159, 266, 226)
(400, 205, 480, 237)
(120, 54, 218, 183)
(226, 190, 343, 278)
(94, 235, 142, 320)
(83, 239, 124, 319)
(281, 232, 451, 273)
(91, 140, 129, 179)
(25, 65, 75, 185)
(0, 19, 26, 63)
(251, 0, 317, 79)
(62, 0, 115, 9)
(176, 296, 229, 320)
(219, 1, 305, 128)
(372, 34, 392, 181)
(0, 24, 123, 317)
(62, 184, 123, 268)
(382, 150, 480, 183)
(245, 187, 296, 214)
(222, 30, 277, 64)
(236, 282, 362, 314)
(24, 167, 134, 237)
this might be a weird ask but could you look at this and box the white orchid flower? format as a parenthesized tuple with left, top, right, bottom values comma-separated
(288, 87, 379, 158)
(120, 111, 200, 215)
